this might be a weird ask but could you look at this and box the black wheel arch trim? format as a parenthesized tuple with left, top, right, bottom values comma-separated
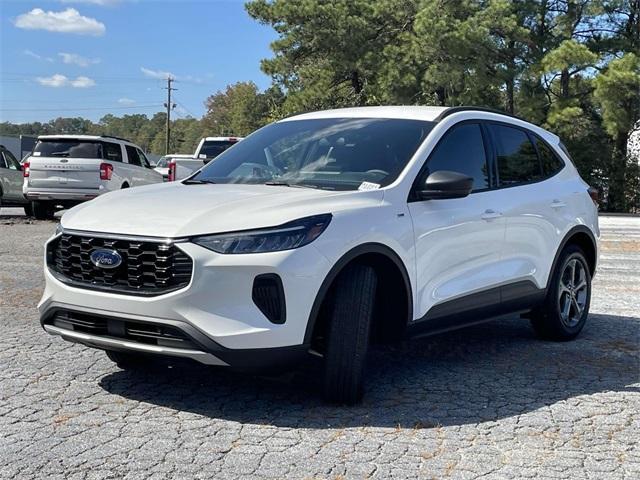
(547, 225, 598, 290)
(303, 242, 413, 344)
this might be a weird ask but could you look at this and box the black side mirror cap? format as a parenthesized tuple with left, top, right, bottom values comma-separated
(416, 170, 474, 200)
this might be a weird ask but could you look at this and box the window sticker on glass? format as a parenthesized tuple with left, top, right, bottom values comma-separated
(358, 181, 381, 191)
(33, 151, 41, 156)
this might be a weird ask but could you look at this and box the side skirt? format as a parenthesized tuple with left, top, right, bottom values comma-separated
(407, 280, 546, 339)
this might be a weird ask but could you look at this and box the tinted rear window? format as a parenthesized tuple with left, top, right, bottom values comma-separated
(488, 125, 542, 186)
(34, 140, 103, 159)
(199, 140, 237, 159)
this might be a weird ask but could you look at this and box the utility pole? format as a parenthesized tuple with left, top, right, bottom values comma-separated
(163, 77, 177, 155)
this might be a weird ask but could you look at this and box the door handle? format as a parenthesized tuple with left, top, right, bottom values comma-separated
(551, 199, 566, 208)
(481, 209, 503, 221)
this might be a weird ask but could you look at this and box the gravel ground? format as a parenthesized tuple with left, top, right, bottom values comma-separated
(0, 209, 638, 479)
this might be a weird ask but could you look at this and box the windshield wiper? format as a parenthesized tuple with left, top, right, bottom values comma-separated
(183, 178, 216, 185)
(264, 181, 317, 189)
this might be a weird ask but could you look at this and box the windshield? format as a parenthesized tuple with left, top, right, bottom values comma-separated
(199, 140, 238, 159)
(192, 118, 434, 190)
(33, 140, 103, 159)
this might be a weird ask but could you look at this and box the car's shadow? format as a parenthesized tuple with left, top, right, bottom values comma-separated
(99, 313, 639, 428)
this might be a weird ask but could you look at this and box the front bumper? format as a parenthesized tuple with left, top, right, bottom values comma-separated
(39, 234, 332, 367)
(41, 307, 309, 370)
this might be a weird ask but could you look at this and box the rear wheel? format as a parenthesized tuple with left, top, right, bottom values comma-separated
(23, 202, 34, 217)
(323, 264, 377, 405)
(106, 350, 150, 370)
(530, 245, 591, 341)
(32, 201, 55, 220)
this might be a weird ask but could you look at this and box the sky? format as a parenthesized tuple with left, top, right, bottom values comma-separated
(0, 0, 278, 124)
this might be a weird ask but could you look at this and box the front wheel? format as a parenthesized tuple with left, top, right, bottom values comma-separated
(323, 264, 377, 405)
(530, 245, 592, 341)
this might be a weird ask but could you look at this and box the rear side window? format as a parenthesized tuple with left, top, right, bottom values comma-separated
(34, 140, 103, 159)
(535, 138, 564, 176)
(136, 148, 151, 168)
(425, 123, 490, 191)
(103, 142, 123, 162)
(0, 153, 6, 169)
(125, 145, 141, 166)
(489, 124, 541, 186)
(3, 151, 21, 170)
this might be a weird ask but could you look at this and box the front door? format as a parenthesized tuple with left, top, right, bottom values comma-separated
(408, 122, 506, 328)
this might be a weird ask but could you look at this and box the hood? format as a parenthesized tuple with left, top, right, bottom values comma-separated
(61, 182, 384, 238)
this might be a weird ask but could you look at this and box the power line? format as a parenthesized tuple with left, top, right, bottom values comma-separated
(0, 104, 163, 112)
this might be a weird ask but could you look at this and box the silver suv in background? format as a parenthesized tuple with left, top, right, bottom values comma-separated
(23, 135, 163, 219)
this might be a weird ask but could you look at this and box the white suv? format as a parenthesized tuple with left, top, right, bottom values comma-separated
(24, 135, 163, 219)
(40, 107, 599, 404)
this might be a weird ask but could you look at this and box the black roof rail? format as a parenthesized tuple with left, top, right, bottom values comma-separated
(435, 106, 528, 123)
(99, 135, 132, 143)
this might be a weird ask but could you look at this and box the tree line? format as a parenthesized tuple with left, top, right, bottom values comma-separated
(2, 0, 638, 211)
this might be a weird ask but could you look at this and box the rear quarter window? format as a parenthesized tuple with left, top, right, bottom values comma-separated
(535, 137, 565, 177)
(103, 142, 123, 162)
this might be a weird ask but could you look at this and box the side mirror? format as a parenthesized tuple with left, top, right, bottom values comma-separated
(416, 170, 474, 200)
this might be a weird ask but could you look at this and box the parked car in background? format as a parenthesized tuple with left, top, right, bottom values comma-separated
(40, 106, 599, 404)
(167, 156, 207, 181)
(23, 135, 163, 219)
(154, 154, 194, 180)
(194, 136, 242, 162)
(0, 144, 31, 215)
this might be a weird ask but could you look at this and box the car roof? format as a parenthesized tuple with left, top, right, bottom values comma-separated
(281, 105, 560, 146)
(202, 137, 243, 141)
(37, 134, 136, 144)
(283, 106, 449, 122)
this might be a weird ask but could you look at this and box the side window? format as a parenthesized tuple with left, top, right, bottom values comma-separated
(489, 124, 541, 186)
(535, 137, 565, 176)
(425, 123, 490, 191)
(136, 148, 151, 168)
(3, 151, 20, 170)
(103, 142, 123, 162)
(0, 153, 7, 169)
(125, 145, 141, 166)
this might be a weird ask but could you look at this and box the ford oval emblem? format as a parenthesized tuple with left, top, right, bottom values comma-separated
(90, 249, 123, 269)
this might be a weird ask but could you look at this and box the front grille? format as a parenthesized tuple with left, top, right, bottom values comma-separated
(47, 233, 193, 296)
(50, 310, 198, 349)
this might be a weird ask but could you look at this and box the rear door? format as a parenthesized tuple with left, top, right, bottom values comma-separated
(486, 122, 563, 296)
(27, 139, 104, 190)
(0, 149, 24, 200)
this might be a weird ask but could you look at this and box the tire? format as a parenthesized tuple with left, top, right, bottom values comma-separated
(530, 245, 592, 341)
(106, 350, 150, 370)
(23, 203, 34, 217)
(323, 264, 377, 405)
(32, 201, 55, 220)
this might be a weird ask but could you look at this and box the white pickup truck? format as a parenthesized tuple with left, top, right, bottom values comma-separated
(23, 135, 163, 219)
(166, 136, 244, 181)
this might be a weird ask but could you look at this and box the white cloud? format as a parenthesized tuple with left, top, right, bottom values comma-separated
(140, 67, 175, 80)
(58, 52, 100, 67)
(14, 8, 106, 36)
(36, 74, 96, 88)
(24, 49, 54, 62)
(117, 98, 136, 105)
(71, 76, 96, 87)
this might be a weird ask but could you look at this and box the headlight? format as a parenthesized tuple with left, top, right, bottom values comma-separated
(192, 214, 332, 254)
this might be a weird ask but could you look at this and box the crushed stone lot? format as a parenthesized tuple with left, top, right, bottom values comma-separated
(1, 209, 638, 479)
